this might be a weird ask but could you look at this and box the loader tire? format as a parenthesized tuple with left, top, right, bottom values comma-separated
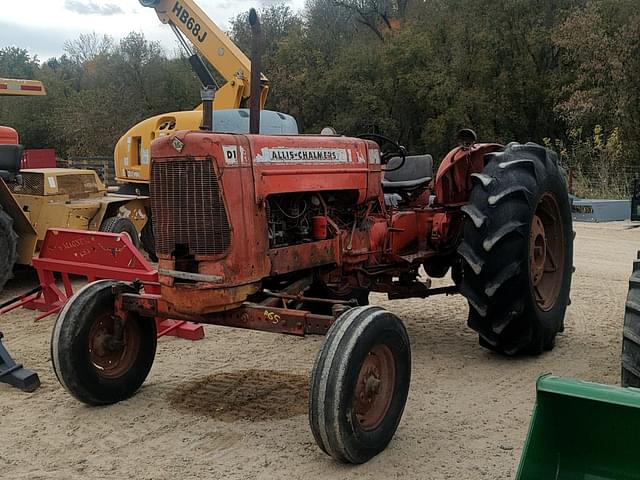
(140, 213, 157, 262)
(51, 280, 156, 405)
(309, 306, 410, 463)
(100, 216, 140, 248)
(0, 208, 18, 292)
(458, 142, 573, 355)
(622, 255, 640, 387)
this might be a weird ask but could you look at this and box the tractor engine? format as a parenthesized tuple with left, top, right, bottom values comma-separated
(149, 131, 384, 315)
(266, 191, 361, 247)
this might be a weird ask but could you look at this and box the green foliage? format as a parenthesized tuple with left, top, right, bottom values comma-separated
(544, 126, 630, 199)
(1, 32, 201, 156)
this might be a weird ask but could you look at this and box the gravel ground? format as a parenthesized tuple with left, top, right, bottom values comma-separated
(0, 221, 636, 479)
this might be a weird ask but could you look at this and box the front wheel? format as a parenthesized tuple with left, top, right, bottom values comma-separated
(0, 208, 17, 292)
(51, 280, 157, 405)
(309, 306, 411, 463)
(458, 142, 574, 355)
(100, 216, 141, 249)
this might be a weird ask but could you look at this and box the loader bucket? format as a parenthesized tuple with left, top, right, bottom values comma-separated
(516, 375, 640, 480)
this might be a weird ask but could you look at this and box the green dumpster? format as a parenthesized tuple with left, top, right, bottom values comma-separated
(516, 375, 640, 480)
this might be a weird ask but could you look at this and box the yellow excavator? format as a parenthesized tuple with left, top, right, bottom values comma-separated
(114, 0, 297, 190)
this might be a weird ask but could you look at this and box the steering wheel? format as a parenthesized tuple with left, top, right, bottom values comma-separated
(356, 133, 407, 172)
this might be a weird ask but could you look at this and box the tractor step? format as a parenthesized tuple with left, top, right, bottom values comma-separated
(0, 332, 40, 392)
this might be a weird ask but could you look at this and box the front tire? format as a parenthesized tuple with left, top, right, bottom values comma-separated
(100, 216, 140, 249)
(458, 143, 573, 355)
(0, 208, 17, 292)
(622, 254, 640, 387)
(51, 280, 157, 405)
(140, 213, 157, 262)
(309, 306, 411, 463)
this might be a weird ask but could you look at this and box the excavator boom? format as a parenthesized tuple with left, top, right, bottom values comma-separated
(113, 0, 271, 185)
(141, 0, 267, 102)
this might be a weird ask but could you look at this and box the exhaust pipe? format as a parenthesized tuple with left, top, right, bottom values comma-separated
(249, 8, 263, 135)
(200, 85, 215, 131)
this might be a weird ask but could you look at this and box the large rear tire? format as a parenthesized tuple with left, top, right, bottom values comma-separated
(309, 306, 411, 463)
(51, 280, 157, 405)
(458, 142, 573, 355)
(0, 208, 17, 292)
(622, 254, 640, 387)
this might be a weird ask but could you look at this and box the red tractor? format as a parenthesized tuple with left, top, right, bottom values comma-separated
(51, 125, 573, 462)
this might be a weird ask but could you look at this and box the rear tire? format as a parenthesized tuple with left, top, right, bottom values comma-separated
(309, 306, 411, 463)
(622, 255, 640, 387)
(100, 216, 140, 249)
(51, 280, 157, 405)
(458, 143, 573, 355)
(0, 208, 17, 292)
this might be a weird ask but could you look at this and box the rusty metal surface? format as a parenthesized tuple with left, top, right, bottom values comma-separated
(434, 143, 503, 204)
(5, 228, 204, 341)
(267, 238, 338, 276)
(120, 292, 333, 336)
(36, 229, 153, 274)
(144, 129, 499, 322)
(151, 157, 230, 256)
(159, 281, 261, 316)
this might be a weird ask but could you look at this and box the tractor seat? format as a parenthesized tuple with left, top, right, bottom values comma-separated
(0, 144, 23, 182)
(382, 154, 433, 192)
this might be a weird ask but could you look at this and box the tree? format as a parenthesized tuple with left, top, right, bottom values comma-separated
(64, 32, 114, 65)
(0, 47, 39, 78)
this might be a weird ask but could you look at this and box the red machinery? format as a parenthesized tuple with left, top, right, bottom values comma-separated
(50, 126, 573, 463)
(0, 126, 55, 168)
(49, 8, 572, 465)
(0, 228, 204, 340)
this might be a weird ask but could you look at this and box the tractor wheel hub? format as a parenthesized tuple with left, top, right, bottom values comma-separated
(530, 215, 547, 286)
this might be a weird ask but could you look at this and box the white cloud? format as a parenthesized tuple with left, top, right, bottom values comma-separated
(2, 0, 305, 60)
(64, 1, 124, 16)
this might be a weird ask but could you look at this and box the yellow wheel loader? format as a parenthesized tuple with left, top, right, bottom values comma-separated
(0, 79, 147, 292)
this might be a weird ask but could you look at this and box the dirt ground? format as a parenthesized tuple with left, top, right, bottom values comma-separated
(0, 221, 636, 479)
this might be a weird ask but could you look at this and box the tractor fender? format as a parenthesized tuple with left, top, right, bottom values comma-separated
(88, 194, 149, 234)
(0, 178, 37, 265)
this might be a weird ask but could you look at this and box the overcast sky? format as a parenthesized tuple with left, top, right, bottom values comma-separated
(0, 0, 305, 61)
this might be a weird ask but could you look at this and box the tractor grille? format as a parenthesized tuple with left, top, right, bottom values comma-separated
(151, 157, 231, 256)
(11, 172, 44, 195)
(57, 174, 99, 195)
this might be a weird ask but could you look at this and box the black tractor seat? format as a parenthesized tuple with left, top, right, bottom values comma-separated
(381, 154, 433, 192)
(0, 144, 23, 182)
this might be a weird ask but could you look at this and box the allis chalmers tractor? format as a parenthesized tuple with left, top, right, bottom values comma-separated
(51, 118, 573, 462)
(51, 8, 572, 464)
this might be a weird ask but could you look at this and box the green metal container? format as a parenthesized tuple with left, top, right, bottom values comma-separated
(516, 375, 640, 480)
